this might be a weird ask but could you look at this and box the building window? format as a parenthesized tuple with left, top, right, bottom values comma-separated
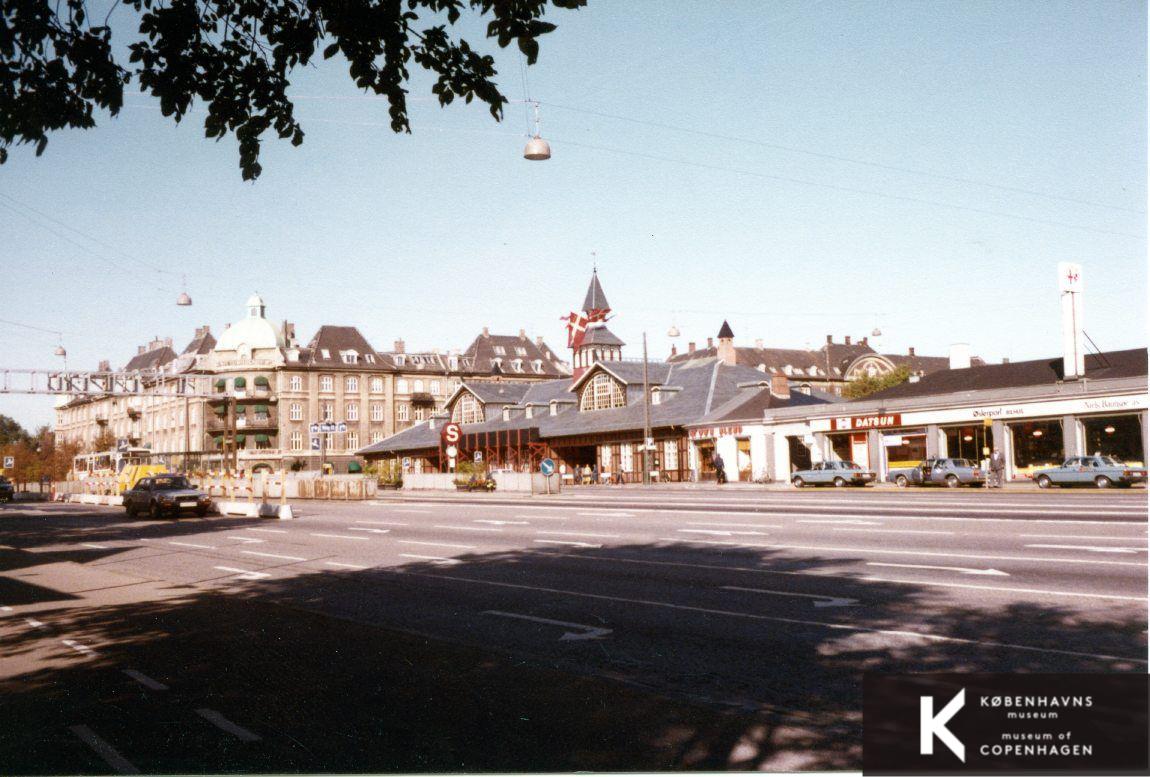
(346, 376, 358, 392)
(515, 346, 527, 356)
(321, 403, 334, 421)
(289, 375, 303, 392)
(289, 403, 302, 421)
(364, 354, 375, 364)
(370, 377, 384, 393)
(430, 380, 441, 395)
(397, 379, 408, 394)
(371, 431, 384, 444)
(1010, 420, 1064, 472)
(580, 373, 626, 411)
(346, 402, 359, 421)
(651, 389, 661, 406)
(397, 404, 409, 422)
(619, 443, 634, 473)
(451, 393, 484, 425)
(290, 431, 303, 451)
(511, 359, 523, 373)
(394, 354, 406, 367)
(448, 356, 459, 370)
(532, 360, 543, 373)
(414, 407, 425, 421)
(346, 432, 359, 452)
(341, 351, 358, 364)
(413, 379, 424, 393)
(663, 439, 679, 471)
(371, 403, 384, 422)
(493, 345, 506, 355)
(1083, 415, 1143, 464)
(320, 375, 334, 392)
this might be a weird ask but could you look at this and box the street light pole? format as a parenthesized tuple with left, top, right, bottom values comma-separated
(642, 332, 651, 486)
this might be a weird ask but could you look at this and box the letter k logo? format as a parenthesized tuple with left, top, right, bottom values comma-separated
(921, 689, 965, 762)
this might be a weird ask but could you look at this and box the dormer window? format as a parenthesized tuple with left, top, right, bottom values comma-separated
(493, 346, 506, 355)
(448, 356, 459, 370)
(511, 359, 523, 373)
(365, 354, 375, 364)
(580, 373, 626, 411)
(502, 406, 511, 421)
(651, 388, 661, 406)
(525, 406, 533, 419)
(341, 350, 359, 364)
(321, 348, 331, 359)
(783, 365, 793, 375)
(491, 358, 502, 370)
(394, 355, 406, 367)
(515, 347, 527, 356)
(532, 360, 543, 373)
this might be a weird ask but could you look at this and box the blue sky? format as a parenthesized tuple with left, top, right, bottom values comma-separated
(1, 1, 1145, 430)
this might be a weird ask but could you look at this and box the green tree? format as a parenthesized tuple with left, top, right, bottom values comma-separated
(1, 0, 583, 179)
(0, 414, 31, 446)
(842, 365, 913, 400)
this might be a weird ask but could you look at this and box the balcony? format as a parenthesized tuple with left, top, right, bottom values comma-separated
(410, 392, 436, 405)
(206, 411, 278, 431)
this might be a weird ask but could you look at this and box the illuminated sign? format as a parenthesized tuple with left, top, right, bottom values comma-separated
(833, 414, 902, 431)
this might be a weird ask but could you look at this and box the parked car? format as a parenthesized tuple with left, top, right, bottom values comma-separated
(123, 475, 212, 518)
(791, 460, 877, 487)
(1032, 456, 1147, 489)
(0, 476, 13, 503)
(888, 458, 985, 488)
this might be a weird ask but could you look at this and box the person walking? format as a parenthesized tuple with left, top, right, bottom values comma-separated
(989, 447, 1005, 488)
(712, 451, 727, 485)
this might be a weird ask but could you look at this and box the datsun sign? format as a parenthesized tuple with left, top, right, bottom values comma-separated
(833, 413, 902, 431)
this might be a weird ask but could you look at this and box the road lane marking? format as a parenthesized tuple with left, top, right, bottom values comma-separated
(123, 669, 168, 690)
(483, 610, 612, 640)
(1025, 544, 1146, 554)
(393, 509, 432, 513)
(310, 533, 369, 541)
(515, 514, 569, 521)
(868, 562, 1008, 576)
(797, 519, 881, 525)
(226, 536, 265, 544)
(475, 520, 529, 525)
(24, 618, 46, 629)
(82, 543, 110, 549)
(356, 520, 408, 526)
(683, 521, 782, 528)
(348, 528, 390, 534)
(213, 566, 272, 580)
(240, 551, 307, 562)
(831, 528, 955, 535)
(0, 605, 11, 612)
(246, 527, 288, 534)
(62, 639, 97, 656)
(433, 524, 503, 532)
(677, 529, 770, 537)
(537, 531, 620, 539)
(541, 552, 1148, 602)
(399, 540, 476, 550)
(324, 561, 367, 569)
(533, 539, 602, 548)
(722, 586, 859, 607)
(659, 538, 1145, 567)
(195, 708, 261, 741)
(577, 510, 634, 516)
(1021, 533, 1147, 540)
(70, 725, 140, 774)
(399, 554, 460, 565)
(394, 570, 1145, 664)
(169, 541, 215, 549)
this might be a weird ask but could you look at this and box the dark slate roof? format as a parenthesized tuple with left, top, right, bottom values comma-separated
(462, 381, 533, 405)
(181, 328, 216, 356)
(582, 270, 610, 312)
(580, 325, 625, 347)
(460, 331, 569, 377)
(717, 320, 735, 339)
(877, 353, 955, 374)
(303, 326, 383, 370)
(695, 384, 839, 425)
(124, 346, 177, 372)
(863, 348, 1147, 402)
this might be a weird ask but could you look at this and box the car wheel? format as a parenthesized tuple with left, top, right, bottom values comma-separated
(833, 477, 846, 488)
(1036, 475, 1052, 489)
(149, 501, 164, 520)
(196, 507, 208, 517)
(895, 475, 909, 488)
(1095, 476, 1113, 489)
(125, 503, 136, 518)
(945, 474, 960, 488)
(791, 476, 804, 488)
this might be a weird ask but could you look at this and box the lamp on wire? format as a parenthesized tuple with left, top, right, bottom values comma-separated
(667, 309, 681, 339)
(177, 275, 193, 306)
(523, 101, 551, 161)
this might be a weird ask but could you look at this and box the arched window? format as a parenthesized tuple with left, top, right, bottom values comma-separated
(451, 393, 484, 424)
(580, 373, 626, 411)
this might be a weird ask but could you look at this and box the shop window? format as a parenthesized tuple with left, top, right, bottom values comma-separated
(1010, 420, 1064, 472)
(944, 425, 992, 462)
(1082, 415, 1144, 465)
(829, 434, 852, 462)
(884, 432, 927, 469)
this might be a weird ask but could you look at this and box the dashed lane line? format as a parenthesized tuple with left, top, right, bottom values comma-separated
(213, 566, 272, 580)
(169, 541, 215, 550)
(240, 550, 308, 562)
(399, 540, 477, 550)
(310, 533, 370, 541)
(195, 708, 261, 741)
(355, 520, 409, 526)
(70, 725, 140, 774)
(246, 527, 289, 534)
(62, 639, 97, 656)
(349, 528, 391, 534)
(226, 536, 266, 544)
(433, 524, 503, 532)
(24, 618, 46, 629)
(1020, 533, 1148, 541)
(81, 542, 110, 549)
(1025, 544, 1146, 554)
(324, 561, 368, 570)
(123, 669, 169, 691)
(533, 539, 603, 549)
(536, 531, 621, 539)
(398, 554, 461, 565)
(831, 528, 955, 535)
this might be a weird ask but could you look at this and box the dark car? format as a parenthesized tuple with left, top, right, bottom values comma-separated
(887, 458, 985, 488)
(0, 476, 13, 503)
(123, 475, 212, 519)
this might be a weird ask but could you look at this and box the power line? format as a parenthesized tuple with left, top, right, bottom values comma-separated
(540, 101, 1145, 216)
(547, 136, 1145, 240)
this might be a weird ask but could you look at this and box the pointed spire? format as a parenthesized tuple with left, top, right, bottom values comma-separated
(582, 269, 610, 313)
(717, 320, 735, 339)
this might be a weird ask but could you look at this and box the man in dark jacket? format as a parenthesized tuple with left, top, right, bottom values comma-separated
(989, 447, 1006, 488)
(712, 452, 727, 485)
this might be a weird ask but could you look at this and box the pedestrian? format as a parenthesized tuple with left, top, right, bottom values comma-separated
(712, 451, 727, 485)
(989, 447, 1005, 488)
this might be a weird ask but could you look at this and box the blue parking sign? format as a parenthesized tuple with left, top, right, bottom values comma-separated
(540, 458, 556, 476)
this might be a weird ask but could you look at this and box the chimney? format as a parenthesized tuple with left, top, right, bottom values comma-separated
(825, 334, 833, 345)
(98, 359, 110, 372)
(535, 336, 544, 348)
(137, 345, 146, 355)
(519, 329, 526, 339)
(861, 336, 868, 346)
(754, 338, 763, 349)
(688, 341, 696, 353)
(670, 344, 678, 357)
(393, 339, 405, 354)
(717, 321, 736, 366)
(770, 373, 790, 399)
(482, 327, 490, 337)
(706, 337, 714, 349)
(908, 346, 915, 357)
(949, 343, 971, 370)
(1002, 357, 1011, 364)
(1059, 262, 1085, 379)
(844, 335, 851, 346)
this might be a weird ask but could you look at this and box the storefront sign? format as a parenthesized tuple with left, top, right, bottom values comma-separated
(882, 436, 906, 447)
(833, 413, 902, 431)
(690, 425, 743, 439)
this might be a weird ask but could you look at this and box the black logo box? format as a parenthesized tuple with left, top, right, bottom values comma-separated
(863, 673, 1149, 776)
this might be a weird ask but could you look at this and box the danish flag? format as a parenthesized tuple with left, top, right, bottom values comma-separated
(562, 311, 589, 349)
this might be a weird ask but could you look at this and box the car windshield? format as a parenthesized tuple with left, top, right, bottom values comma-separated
(153, 477, 191, 490)
(951, 459, 971, 467)
(1097, 456, 1123, 467)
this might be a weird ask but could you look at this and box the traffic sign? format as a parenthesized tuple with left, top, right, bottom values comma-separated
(309, 423, 319, 434)
(2, 456, 13, 469)
(540, 458, 556, 476)
(474, 451, 483, 463)
(443, 422, 461, 444)
(310, 437, 321, 451)
(337, 422, 348, 433)
(446, 445, 459, 459)
(402, 457, 411, 469)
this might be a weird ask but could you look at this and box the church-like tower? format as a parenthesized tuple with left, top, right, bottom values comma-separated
(566, 269, 625, 379)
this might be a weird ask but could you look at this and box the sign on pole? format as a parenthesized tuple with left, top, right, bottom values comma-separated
(337, 422, 348, 433)
(540, 458, 556, 476)
(309, 423, 319, 434)
(445, 445, 459, 459)
(474, 451, 483, 463)
(402, 456, 411, 469)
(443, 423, 461, 445)
(2, 456, 13, 469)
(310, 437, 321, 451)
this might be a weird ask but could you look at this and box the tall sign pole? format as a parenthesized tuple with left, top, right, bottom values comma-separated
(642, 332, 651, 486)
(1058, 262, 1085, 379)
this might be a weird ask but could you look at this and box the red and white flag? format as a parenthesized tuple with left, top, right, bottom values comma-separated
(561, 311, 589, 349)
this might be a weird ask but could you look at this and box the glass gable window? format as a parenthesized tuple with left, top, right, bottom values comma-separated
(451, 393, 484, 425)
(579, 374, 626, 411)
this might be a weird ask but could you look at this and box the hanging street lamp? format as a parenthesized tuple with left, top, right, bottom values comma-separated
(523, 101, 551, 161)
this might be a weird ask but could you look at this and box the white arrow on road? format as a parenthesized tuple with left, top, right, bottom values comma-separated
(722, 585, 859, 608)
(483, 610, 612, 641)
(348, 527, 391, 534)
(677, 529, 770, 537)
(213, 566, 272, 581)
(475, 520, 529, 526)
(1025, 544, 1146, 554)
(867, 562, 1009, 577)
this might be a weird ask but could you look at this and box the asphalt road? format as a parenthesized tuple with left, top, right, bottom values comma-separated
(1, 487, 1145, 772)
